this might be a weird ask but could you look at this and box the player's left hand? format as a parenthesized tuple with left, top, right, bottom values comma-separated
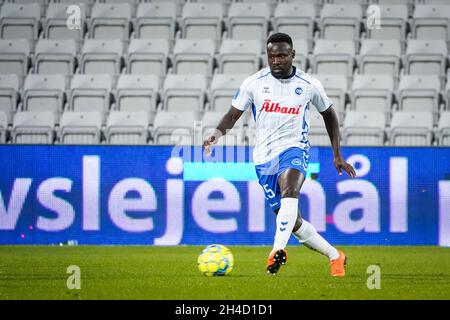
(334, 156, 356, 178)
(203, 135, 217, 157)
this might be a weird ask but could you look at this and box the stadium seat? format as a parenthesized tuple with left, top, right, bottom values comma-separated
(446, 75, 450, 110)
(201, 110, 245, 146)
(312, 40, 355, 79)
(135, 2, 177, 40)
(81, 39, 123, 76)
(0, 3, 40, 45)
(287, 0, 323, 18)
(389, 111, 433, 146)
(375, 0, 410, 3)
(330, 0, 367, 5)
(343, 110, 386, 146)
(0, 39, 30, 84)
(100, 0, 137, 17)
(126, 38, 170, 76)
(56, 0, 91, 13)
(273, 2, 315, 52)
(397, 75, 441, 123)
(375, 0, 412, 17)
(34, 39, 77, 84)
(106, 111, 149, 145)
(115, 74, 159, 114)
(69, 74, 113, 120)
(12, 111, 55, 144)
(162, 75, 207, 112)
(365, 4, 408, 41)
(152, 110, 200, 146)
(420, 0, 450, 3)
(0, 110, 7, 143)
(150, 0, 186, 17)
(45, 3, 87, 45)
(227, 2, 271, 41)
(218, 39, 261, 74)
(12, 0, 47, 17)
(319, 4, 362, 43)
(307, 109, 330, 146)
(22, 74, 66, 120)
(89, 3, 131, 40)
(0, 74, 19, 124)
(405, 39, 447, 81)
(358, 39, 402, 81)
(47, 0, 90, 22)
(209, 74, 247, 112)
(172, 39, 215, 76)
(59, 111, 102, 145)
(292, 40, 309, 71)
(310, 73, 348, 122)
(187, 0, 231, 3)
(437, 111, 450, 146)
(181, 2, 223, 44)
(412, 5, 450, 41)
(236, 0, 277, 3)
(350, 74, 394, 124)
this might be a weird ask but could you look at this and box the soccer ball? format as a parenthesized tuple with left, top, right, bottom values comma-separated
(197, 244, 234, 276)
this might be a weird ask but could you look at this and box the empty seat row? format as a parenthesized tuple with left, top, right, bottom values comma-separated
(0, 108, 251, 145)
(1, 73, 450, 126)
(310, 109, 450, 147)
(0, 73, 154, 123)
(0, 38, 266, 79)
(2, 72, 450, 124)
(0, 72, 247, 123)
(2, 2, 450, 45)
(315, 73, 450, 124)
(1, 37, 450, 87)
(5, 110, 148, 145)
(2, 108, 450, 146)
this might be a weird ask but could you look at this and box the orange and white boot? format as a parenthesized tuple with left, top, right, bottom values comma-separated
(266, 249, 288, 275)
(330, 250, 347, 277)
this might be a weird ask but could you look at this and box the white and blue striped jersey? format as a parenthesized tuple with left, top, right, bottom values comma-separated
(231, 66, 333, 165)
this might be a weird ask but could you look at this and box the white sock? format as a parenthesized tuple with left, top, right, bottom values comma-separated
(292, 219, 339, 260)
(272, 198, 298, 252)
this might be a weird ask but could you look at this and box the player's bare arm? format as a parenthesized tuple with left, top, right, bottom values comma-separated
(321, 106, 357, 178)
(203, 106, 244, 155)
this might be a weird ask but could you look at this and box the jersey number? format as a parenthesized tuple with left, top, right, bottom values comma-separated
(263, 184, 276, 199)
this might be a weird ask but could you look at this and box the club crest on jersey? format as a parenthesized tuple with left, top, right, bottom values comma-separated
(295, 87, 303, 95)
(260, 99, 301, 115)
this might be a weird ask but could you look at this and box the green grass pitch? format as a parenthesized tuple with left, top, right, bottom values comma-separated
(0, 246, 449, 300)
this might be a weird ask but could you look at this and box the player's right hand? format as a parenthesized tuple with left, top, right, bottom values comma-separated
(203, 136, 217, 156)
